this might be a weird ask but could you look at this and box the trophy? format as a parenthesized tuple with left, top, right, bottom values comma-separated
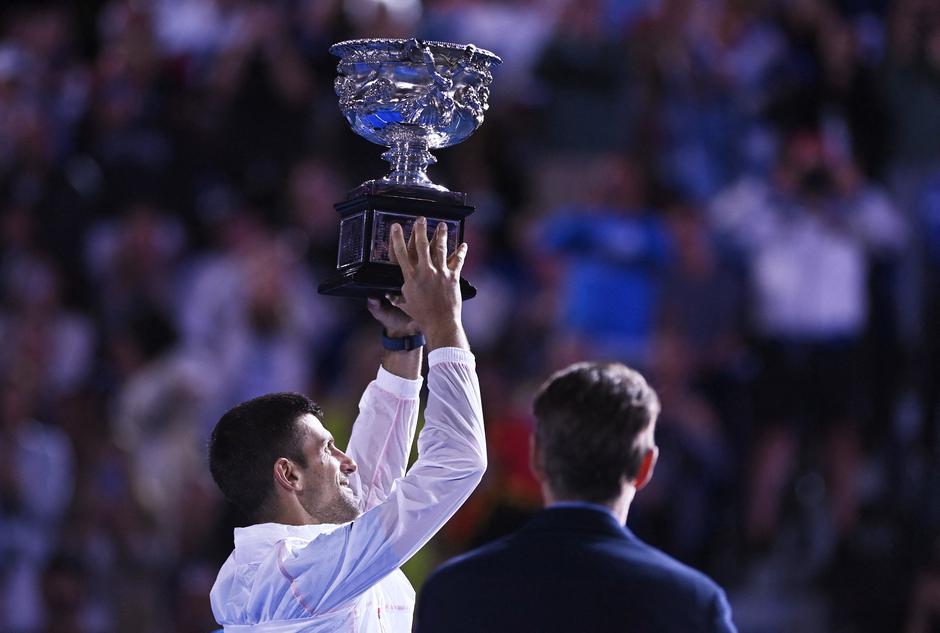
(317, 38, 501, 299)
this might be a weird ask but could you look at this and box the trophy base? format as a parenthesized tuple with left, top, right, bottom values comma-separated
(318, 188, 477, 300)
(318, 263, 478, 300)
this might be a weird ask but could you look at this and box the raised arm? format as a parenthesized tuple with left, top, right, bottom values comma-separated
(344, 363, 422, 513)
(345, 299, 424, 512)
(344, 213, 469, 509)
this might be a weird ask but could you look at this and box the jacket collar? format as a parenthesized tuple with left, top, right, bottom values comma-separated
(232, 522, 344, 563)
(516, 505, 637, 541)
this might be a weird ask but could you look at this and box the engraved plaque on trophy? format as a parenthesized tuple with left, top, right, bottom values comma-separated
(317, 38, 501, 299)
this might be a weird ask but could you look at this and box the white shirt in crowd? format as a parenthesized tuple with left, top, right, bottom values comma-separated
(210, 347, 486, 632)
(710, 177, 907, 339)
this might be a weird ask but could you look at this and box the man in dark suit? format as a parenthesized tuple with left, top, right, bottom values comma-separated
(415, 362, 737, 633)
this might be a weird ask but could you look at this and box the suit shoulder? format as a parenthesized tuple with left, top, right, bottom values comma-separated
(610, 538, 735, 630)
(625, 538, 727, 601)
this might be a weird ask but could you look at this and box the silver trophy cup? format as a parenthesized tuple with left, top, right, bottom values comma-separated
(318, 38, 501, 299)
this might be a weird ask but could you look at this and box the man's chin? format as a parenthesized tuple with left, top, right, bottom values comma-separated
(340, 491, 363, 519)
(339, 507, 362, 523)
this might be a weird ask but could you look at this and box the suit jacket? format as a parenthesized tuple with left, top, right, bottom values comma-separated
(415, 506, 736, 633)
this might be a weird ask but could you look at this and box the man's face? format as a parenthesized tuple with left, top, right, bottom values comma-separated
(296, 414, 360, 524)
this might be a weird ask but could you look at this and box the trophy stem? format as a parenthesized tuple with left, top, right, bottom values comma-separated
(380, 137, 448, 191)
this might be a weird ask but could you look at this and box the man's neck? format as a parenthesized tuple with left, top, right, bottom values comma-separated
(265, 502, 313, 526)
(542, 485, 636, 525)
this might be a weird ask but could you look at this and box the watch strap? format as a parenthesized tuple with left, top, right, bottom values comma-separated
(382, 329, 426, 351)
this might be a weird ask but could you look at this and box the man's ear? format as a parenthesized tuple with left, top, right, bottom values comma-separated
(529, 435, 545, 482)
(633, 446, 658, 491)
(273, 457, 303, 492)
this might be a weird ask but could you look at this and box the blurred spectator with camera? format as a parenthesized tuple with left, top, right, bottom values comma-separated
(712, 131, 906, 548)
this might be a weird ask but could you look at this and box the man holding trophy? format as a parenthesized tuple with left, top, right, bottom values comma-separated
(209, 40, 500, 633)
(208, 218, 485, 631)
(207, 38, 498, 631)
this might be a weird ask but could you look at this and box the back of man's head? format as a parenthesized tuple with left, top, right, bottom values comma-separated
(208, 392, 322, 520)
(533, 362, 660, 504)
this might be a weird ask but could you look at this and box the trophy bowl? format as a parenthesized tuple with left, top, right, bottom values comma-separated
(319, 39, 500, 300)
(331, 38, 501, 191)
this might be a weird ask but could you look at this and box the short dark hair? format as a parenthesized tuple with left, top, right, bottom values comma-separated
(208, 392, 323, 519)
(533, 362, 660, 504)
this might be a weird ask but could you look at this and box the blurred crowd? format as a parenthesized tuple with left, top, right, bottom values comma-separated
(1, 0, 940, 631)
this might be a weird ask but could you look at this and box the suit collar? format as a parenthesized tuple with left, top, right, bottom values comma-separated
(549, 500, 619, 517)
(517, 506, 637, 541)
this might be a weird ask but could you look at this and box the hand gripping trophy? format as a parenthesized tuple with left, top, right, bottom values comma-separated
(318, 38, 501, 299)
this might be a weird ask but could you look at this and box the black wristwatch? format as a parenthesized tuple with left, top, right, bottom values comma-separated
(381, 329, 426, 351)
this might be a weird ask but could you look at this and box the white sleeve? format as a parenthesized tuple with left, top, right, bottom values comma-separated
(345, 366, 422, 512)
(279, 348, 486, 613)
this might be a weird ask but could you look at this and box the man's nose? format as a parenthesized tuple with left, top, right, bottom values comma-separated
(340, 450, 357, 474)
